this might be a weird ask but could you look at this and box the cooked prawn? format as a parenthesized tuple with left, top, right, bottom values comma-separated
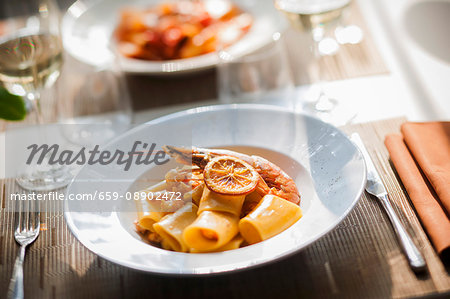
(162, 146, 300, 204)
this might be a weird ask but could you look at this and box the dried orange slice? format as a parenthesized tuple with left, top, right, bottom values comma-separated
(204, 156, 258, 195)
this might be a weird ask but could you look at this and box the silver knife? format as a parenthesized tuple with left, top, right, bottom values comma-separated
(351, 133, 426, 272)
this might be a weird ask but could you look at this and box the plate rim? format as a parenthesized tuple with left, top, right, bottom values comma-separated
(64, 104, 367, 275)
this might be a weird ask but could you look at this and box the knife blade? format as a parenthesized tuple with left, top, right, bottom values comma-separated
(351, 133, 426, 272)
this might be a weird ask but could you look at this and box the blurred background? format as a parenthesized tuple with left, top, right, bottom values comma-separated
(1, 0, 449, 129)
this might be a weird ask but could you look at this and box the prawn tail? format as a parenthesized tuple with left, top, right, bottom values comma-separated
(163, 145, 208, 168)
(162, 145, 193, 165)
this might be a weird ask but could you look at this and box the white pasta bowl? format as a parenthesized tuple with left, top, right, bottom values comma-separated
(65, 104, 366, 275)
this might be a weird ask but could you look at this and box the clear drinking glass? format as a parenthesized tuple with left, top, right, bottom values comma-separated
(217, 32, 295, 108)
(274, 0, 356, 124)
(0, 0, 73, 190)
(57, 53, 132, 147)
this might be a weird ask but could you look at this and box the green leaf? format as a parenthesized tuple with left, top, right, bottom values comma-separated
(0, 87, 27, 121)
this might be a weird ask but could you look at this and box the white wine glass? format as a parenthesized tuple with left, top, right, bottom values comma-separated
(217, 32, 295, 109)
(0, 0, 72, 190)
(57, 52, 133, 147)
(274, 0, 356, 125)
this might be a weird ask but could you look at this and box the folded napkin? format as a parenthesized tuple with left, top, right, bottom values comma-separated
(401, 122, 450, 214)
(385, 122, 450, 257)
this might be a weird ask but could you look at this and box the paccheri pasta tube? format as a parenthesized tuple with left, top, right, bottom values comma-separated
(137, 212, 165, 232)
(190, 235, 244, 253)
(184, 184, 204, 206)
(153, 203, 198, 252)
(183, 187, 244, 251)
(239, 195, 302, 244)
(198, 188, 246, 216)
(136, 198, 166, 232)
(145, 180, 167, 192)
(183, 211, 239, 251)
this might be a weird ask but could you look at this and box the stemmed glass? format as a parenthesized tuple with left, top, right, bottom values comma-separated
(0, 0, 72, 190)
(274, 0, 356, 125)
(217, 32, 295, 108)
(57, 51, 133, 147)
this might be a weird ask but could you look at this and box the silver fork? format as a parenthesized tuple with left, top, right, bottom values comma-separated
(7, 195, 40, 299)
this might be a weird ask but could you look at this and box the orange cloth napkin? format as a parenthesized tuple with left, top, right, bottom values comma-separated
(385, 122, 450, 256)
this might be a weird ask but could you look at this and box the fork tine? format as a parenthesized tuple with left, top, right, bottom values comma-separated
(22, 192, 28, 233)
(18, 196, 22, 233)
(14, 194, 21, 232)
(13, 191, 41, 235)
(30, 197, 35, 231)
(32, 199, 39, 231)
(20, 194, 25, 233)
(28, 197, 33, 231)
(35, 201, 40, 231)
(24, 196, 29, 233)
(25, 196, 28, 231)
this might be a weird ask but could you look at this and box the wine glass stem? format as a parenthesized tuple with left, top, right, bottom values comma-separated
(310, 28, 335, 112)
(311, 28, 324, 86)
(27, 91, 44, 124)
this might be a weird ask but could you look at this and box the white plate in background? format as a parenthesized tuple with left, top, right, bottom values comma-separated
(62, 0, 286, 74)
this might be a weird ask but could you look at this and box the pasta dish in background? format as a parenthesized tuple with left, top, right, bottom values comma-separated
(114, 0, 252, 61)
(135, 146, 303, 253)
